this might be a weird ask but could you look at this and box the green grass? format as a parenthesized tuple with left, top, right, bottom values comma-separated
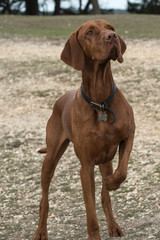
(0, 14, 160, 39)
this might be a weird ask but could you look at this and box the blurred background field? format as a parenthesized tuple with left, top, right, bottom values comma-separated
(0, 14, 160, 38)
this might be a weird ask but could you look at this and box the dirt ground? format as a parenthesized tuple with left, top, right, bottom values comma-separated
(0, 37, 160, 240)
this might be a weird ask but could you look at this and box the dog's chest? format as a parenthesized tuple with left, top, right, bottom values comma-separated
(88, 127, 118, 164)
(74, 124, 121, 164)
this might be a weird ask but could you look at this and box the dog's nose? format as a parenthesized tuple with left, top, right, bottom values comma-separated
(104, 32, 118, 42)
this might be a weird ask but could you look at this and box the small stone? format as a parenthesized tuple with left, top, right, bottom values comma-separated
(49, 215, 55, 218)
(148, 235, 156, 239)
(155, 173, 160, 177)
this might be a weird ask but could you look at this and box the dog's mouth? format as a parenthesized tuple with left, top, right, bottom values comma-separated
(111, 38, 123, 63)
(109, 44, 117, 60)
(99, 46, 118, 64)
(99, 39, 123, 64)
(104, 38, 123, 63)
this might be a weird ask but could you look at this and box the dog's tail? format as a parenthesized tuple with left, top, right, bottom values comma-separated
(38, 147, 47, 154)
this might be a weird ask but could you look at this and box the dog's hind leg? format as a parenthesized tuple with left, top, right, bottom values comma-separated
(34, 113, 70, 240)
(99, 162, 124, 237)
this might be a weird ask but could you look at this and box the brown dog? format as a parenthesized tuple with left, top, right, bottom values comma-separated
(34, 20, 135, 240)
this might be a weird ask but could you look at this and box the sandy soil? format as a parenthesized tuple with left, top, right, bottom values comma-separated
(0, 37, 160, 240)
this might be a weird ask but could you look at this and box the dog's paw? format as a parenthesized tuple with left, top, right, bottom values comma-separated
(104, 175, 120, 191)
(108, 222, 124, 237)
(34, 229, 48, 240)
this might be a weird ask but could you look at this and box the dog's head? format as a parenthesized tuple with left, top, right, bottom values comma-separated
(61, 19, 126, 71)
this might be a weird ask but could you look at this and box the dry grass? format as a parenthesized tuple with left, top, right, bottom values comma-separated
(0, 34, 160, 239)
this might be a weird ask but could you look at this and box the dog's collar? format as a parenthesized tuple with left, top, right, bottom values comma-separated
(80, 82, 116, 124)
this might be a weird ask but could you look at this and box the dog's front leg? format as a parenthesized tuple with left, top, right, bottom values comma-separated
(104, 132, 134, 191)
(80, 164, 101, 240)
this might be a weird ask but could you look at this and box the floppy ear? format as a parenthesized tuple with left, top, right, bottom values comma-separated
(117, 36, 127, 63)
(119, 36, 126, 55)
(61, 32, 85, 71)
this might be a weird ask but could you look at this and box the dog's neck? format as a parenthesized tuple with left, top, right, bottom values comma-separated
(82, 60, 114, 104)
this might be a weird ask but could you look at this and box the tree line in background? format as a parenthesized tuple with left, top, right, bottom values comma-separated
(0, 0, 159, 15)
(128, 0, 160, 14)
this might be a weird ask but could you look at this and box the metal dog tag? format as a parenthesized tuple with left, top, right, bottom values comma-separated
(99, 111, 107, 122)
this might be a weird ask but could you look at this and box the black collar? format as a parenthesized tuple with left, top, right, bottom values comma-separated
(80, 82, 117, 123)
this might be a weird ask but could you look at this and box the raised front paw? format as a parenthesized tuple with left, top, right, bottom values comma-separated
(34, 229, 48, 240)
(104, 175, 120, 191)
(104, 170, 127, 191)
(108, 222, 124, 237)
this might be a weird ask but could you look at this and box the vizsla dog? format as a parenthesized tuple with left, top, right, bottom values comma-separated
(34, 20, 135, 240)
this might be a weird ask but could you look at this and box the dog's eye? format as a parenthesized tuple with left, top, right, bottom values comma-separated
(86, 30, 94, 35)
(109, 26, 115, 31)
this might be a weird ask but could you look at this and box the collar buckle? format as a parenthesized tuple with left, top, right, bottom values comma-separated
(90, 101, 101, 111)
(80, 83, 117, 123)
